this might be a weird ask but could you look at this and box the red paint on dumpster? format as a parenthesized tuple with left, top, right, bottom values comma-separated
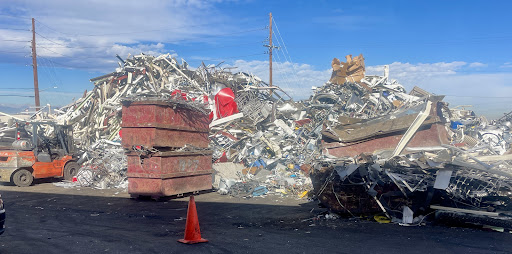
(128, 174, 212, 197)
(122, 100, 212, 197)
(122, 101, 209, 131)
(323, 123, 449, 157)
(126, 152, 213, 178)
(121, 128, 209, 149)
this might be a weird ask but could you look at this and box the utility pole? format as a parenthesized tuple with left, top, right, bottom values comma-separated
(264, 13, 278, 96)
(31, 18, 40, 111)
(269, 12, 273, 93)
(263, 12, 279, 121)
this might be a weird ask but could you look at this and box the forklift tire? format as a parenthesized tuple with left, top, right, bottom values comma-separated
(12, 169, 33, 187)
(64, 162, 79, 181)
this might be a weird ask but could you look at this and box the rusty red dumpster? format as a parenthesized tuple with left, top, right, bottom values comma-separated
(121, 100, 212, 198)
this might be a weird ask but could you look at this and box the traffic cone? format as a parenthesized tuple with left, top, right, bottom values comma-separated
(178, 196, 208, 244)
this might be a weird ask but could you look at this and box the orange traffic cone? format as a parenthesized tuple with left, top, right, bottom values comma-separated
(178, 195, 208, 244)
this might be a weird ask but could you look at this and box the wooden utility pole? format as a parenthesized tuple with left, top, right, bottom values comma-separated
(268, 12, 273, 94)
(264, 12, 278, 95)
(31, 18, 40, 111)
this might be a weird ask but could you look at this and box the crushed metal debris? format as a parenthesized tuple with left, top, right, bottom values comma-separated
(1, 52, 511, 226)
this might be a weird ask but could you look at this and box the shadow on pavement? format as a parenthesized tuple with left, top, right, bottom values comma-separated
(0, 189, 510, 254)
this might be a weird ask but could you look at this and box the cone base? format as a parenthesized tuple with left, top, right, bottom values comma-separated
(178, 238, 209, 244)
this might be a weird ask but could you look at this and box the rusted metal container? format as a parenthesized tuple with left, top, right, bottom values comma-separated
(322, 101, 449, 157)
(126, 151, 213, 197)
(121, 100, 212, 198)
(128, 174, 212, 197)
(121, 100, 209, 149)
(121, 128, 209, 149)
(323, 123, 449, 157)
(122, 101, 209, 131)
(126, 151, 212, 178)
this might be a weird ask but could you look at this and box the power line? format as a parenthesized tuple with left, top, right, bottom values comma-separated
(38, 57, 63, 88)
(34, 19, 69, 36)
(0, 50, 29, 54)
(36, 46, 109, 60)
(0, 95, 34, 97)
(185, 53, 266, 63)
(0, 39, 30, 42)
(34, 18, 268, 37)
(36, 46, 76, 58)
(36, 41, 262, 51)
(37, 56, 100, 69)
(36, 44, 114, 49)
(270, 44, 295, 89)
(272, 18, 294, 65)
(33, 27, 265, 51)
(272, 18, 302, 86)
(0, 28, 30, 31)
(35, 32, 68, 47)
(0, 88, 35, 90)
(272, 33, 296, 79)
(140, 27, 267, 45)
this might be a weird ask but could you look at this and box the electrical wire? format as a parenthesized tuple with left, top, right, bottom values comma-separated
(149, 27, 267, 45)
(36, 41, 262, 51)
(0, 95, 34, 97)
(38, 57, 63, 89)
(0, 28, 30, 31)
(272, 18, 301, 78)
(271, 18, 306, 95)
(0, 50, 29, 54)
(37, 46, 110, 60)
(35, 17, 267, 37)
(34, 19, 70, 36)
(34, 27, 265, 53)
(272, 31, 300, 89)
(0, 39, 30, 42)
(35, 17, 265, 38)
(35, 32, 69, 47)
(189, 53, 266, 63)
(271, 48, 295, 90)
(37, 56, 92, 69)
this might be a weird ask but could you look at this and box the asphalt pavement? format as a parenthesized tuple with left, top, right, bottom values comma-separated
(0, 181, 510, 254)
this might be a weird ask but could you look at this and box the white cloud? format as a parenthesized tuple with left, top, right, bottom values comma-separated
(365, 62, 512, 119)
(469, 62, 487, 68)
(230, 59, 331, 99)
(233, 59, 512, 119)
(501, 62, 512, 68)
(0, 0, 238, 68)
(366, 61, 467, 85)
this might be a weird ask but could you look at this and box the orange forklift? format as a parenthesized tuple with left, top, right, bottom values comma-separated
(0, 121, 79, 187)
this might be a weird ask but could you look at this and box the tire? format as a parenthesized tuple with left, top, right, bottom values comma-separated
(12, 169, 33, 187)
(63, 162, 79, 181)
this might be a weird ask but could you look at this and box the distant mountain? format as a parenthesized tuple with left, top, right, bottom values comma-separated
(0, 104, 31, 114)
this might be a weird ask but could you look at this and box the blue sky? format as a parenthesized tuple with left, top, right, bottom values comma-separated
(0, 0, 511, 118)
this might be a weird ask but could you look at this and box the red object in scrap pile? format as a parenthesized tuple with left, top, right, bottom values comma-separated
(214, 88, 239, 118)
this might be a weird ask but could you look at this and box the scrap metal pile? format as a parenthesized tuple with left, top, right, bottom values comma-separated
(1, 51, 510, 224)
(50, 53, 298, 189)
(308, 54, 512, 225)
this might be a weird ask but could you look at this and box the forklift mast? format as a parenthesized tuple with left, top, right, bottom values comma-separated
(15, 121, 75, 158)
